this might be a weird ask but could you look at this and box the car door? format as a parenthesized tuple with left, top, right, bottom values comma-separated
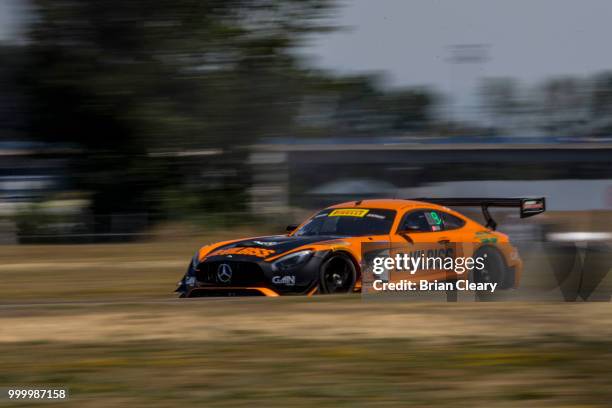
(388, 208, 460, 283)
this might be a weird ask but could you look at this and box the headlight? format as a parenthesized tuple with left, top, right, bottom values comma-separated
(271, 250, 314, 271)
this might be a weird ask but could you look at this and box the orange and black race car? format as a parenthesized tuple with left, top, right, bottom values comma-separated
(176, 197, 545, 297)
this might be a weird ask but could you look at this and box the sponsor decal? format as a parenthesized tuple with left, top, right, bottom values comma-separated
(272, 275, 296, 286)
(208, 247, 276, 258)
(329, 208, 369, 217)
(475, 231, 498, 243)
(522, 200, 544, 211)
(253, 240, 280, 247)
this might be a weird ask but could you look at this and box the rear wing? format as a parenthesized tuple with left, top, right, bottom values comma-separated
(410, 197, 546, 230)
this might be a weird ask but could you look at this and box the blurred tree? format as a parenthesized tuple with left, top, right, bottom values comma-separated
(590, 72, 612, 119)
(478, 77, 522, 132)
(383, 88, 436, 131)
(537, 77, 588, 135)
(0, 45, 28, 138)
(24, 0, 336, 223)
(579, 71, 612, 137)
(332, 75, 386, 134)
(308, 75, 437, 135)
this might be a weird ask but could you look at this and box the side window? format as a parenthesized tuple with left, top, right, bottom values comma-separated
(400, 210, 443, 232)
(441, 212, 465, 230)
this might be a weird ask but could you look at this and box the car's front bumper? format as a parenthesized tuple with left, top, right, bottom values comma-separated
(176, 251, 330, 297)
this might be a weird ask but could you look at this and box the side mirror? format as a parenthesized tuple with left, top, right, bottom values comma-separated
(286, 224, 299, 232)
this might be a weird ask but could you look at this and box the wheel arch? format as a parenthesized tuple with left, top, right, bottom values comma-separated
(328, 249, 361, 276)
(475, 244, 509, 267)
(474, 244, 515, 289)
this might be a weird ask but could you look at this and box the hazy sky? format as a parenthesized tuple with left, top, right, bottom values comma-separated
(302, 0, 612, 91)
(0, 0, 25, 44)
(3, 0, 612, 95)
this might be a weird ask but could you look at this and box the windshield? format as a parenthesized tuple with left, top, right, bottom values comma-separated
(294, 208, 396, 237)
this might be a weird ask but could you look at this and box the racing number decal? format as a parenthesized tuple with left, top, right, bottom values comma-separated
(429, 211, 442, 225)
(208, 247, 276, 258)
(329, 209, 369, 217)
(424, 211, 443, 231)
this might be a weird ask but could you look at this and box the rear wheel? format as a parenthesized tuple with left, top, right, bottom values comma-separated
(471, 247, 515, 302)
(473, 247, 507, 287)
(319, 253, 357, 294)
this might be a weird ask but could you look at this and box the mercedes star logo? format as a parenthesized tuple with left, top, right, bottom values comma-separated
(217, 263, 233, 283)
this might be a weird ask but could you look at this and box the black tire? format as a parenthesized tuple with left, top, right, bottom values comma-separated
(473, 247, 509, 288)
(318, 253, 357, 294)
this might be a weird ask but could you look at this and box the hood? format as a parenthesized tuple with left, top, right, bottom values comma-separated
(208, 234, 342, 259)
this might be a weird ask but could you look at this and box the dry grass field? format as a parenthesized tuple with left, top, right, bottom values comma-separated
(3, 299, 612, 407)
(1, 235, 612, 407)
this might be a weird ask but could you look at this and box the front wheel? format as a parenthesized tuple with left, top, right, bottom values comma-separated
(318, 253, 357, 294)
